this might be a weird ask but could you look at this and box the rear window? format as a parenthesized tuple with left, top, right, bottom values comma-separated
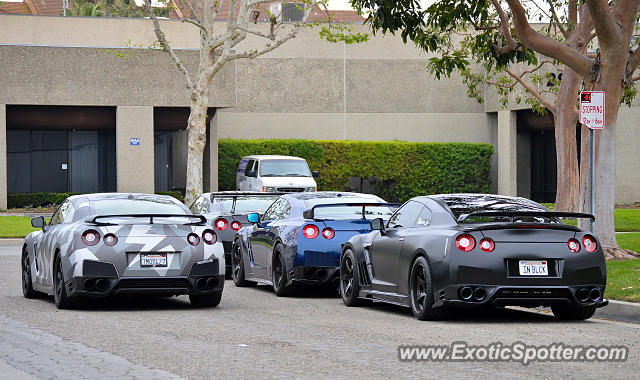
(438, 195, 551, 223)
(92, 197, 187, 215)
(216, 196, 277, 214)
(305, 196, 393, 220)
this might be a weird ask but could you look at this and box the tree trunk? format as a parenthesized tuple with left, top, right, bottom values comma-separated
(184, 83, 211, 207)
(553, 68, 581, 212)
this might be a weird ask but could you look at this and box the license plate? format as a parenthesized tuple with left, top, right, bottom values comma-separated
(519, 260, 548, 276)
(140, 253, 167, 267)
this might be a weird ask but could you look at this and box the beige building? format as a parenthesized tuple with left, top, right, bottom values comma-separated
(0, 14, 638, 208)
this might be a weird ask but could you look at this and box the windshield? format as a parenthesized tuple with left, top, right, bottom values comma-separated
(216, 196, 277, 214)
(259, 160, 311, 177)
(92, 198, 187, 215)
(436, 195, 557, 224)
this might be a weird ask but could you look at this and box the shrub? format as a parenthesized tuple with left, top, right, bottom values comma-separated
(8, 191, 185, 208)
(218, 139, 493, 203)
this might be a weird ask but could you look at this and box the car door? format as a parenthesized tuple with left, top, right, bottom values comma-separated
(36, 200, 73, 287)
(244, 160, 257, 191)
(248, 197, 288, 276)
(368, 200, 423, 294)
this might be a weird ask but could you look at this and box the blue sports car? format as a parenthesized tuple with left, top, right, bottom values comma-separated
(231, 192, 396, 296)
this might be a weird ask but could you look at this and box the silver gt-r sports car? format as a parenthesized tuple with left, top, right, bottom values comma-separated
(21, 193, 225, 309)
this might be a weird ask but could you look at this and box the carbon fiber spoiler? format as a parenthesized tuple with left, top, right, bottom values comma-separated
(88, 214, 207, 226)
(457, 211, 595, 223)
(303, 203, 399, 220)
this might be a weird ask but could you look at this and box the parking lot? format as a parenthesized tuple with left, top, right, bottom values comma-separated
(0, 242, 638, 379)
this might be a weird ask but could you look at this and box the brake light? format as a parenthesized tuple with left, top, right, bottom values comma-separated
(214, 218, 228, 231)
(321, 227, 335, 239)
(82, 229, 100, 246)
(455, 234, 475, 252)
(231, 221, 242, 231)
(202, 229, 217, 245)
(568, 238, 581, 253)
(103, 233, 118, 246)
(479, 238, 495, 252)
(582, 235, 597, 253)
(302, 224, 319, 239)
(187, 233, 200, 246)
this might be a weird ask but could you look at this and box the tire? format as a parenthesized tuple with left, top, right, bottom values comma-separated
(409, 256, 448, 321)
(22, 248, 46, 299)
(551, 304, 597, 320)
(271, 244, 292, 297)
(231, 241, 256, 287)
(189, 292, 222, 308)
(53, 254, 76, 309)
(340, 249, 365, 306)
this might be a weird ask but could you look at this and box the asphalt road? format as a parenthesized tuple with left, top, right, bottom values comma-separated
(0, 242, 638, 379)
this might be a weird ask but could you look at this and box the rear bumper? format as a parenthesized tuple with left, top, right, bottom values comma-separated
(290, 266, 339, 284)
(436, 284, 608, 308)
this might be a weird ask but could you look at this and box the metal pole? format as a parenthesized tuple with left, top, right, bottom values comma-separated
(588, 128, 595, 232)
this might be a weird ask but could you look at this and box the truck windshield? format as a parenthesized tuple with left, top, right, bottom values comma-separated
(259, 160, 311, 177)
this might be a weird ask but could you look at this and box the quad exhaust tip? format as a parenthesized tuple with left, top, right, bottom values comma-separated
(577, 288, 590, 303)
(195, 277, 218, 290)
(473, 287, 486, 301)
(459, 286, 473, 300)
(95, 279, 109, 291)
(589, 288, 601, 301)
(83, 279, 96, 291)
(195, 278, 207, 290)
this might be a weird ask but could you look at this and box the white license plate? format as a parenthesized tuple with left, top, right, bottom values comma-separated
(140, 253, 167, 267)
(519, 260, 548, 276)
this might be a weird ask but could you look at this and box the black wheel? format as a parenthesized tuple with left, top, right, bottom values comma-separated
(340, 249, 365, 306)
(409, 256, 447, 320)
(189, 292, 222, 307)
(22, 248, 45, 299)
(53, 254, 76, 309)
(231, 241, 256, 287)
(551, 304, 597, 320)
(271, 244, 292, 297)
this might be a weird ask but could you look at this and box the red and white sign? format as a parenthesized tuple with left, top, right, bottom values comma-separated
(580, 91, 605, 129)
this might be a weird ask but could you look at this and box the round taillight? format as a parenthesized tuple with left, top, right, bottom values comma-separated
(231, 221, 242, 231)
(479, 238, 495, 252)
(583, 235, 597, 253)
(214, 218, 228, 231)
(202, 229, 217, 245)
(568, 238, 581, 253)
(187, 233, 200, 246)
(103, 233, 118, 246)
(82, 229, 100, 246)
(321, 227, 335, 239)
(302, 224, 319, 239)
(455, 234, 475, 252)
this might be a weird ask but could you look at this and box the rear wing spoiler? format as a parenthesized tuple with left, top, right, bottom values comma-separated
(210, 192, 284, 200)
(87, 214, 207, 226)
(457, 211, 595, 223)
(303, 203, 399, 220)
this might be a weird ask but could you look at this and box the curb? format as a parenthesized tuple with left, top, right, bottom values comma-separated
(595, 300, 640, 323)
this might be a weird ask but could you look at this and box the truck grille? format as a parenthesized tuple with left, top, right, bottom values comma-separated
(277, 187, 306, 193)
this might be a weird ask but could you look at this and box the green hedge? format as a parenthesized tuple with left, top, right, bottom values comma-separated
(8, 191, 185, 208)
(218, 139, 494, 203)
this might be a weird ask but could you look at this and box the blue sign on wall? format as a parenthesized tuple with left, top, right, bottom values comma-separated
(130, 138, 140, 146)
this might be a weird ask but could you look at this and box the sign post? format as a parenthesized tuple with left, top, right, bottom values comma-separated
(579, 91, 605, 232)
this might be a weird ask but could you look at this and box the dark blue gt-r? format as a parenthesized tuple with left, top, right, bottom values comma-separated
(231, 192, 395, 296)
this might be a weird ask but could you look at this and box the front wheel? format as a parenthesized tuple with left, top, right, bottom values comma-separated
(53, 254, 76, 309)
(22, 248, 45, 299)
(551, 304, 597, 320)
(340, 249, 365, 306)
(409, 256, 447, 320)
(189, 292, 222, 308)
(271, 244, 292, 297)
(231, 241, 256, 287)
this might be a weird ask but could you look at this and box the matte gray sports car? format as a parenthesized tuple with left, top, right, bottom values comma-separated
(340, 194, 607, 321)
(21, 193, 225, 309)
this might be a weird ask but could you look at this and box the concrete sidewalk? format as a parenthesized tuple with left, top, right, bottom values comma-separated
(595, 300, 640, 323)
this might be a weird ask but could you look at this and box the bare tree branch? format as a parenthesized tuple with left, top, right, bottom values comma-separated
(506, 68, 556, 113)
(143, 0, 194, 89)
(585, 0, 621, 49)
(490, 0, 520, 53)
(182, 17, 208, 33)
(234, 25, 275, 39)
(547, 0, 569, 40)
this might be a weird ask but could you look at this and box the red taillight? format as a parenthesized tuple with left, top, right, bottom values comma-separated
(321, 227, 335, 239)
(231, 221, 242, 231)
(187, 233, 200, 246)
(214, 218, 228, 231)
(455, 234, 475, 252)
(568, 238, 581, 253)
(302, 224, 319, 239)
(479, 238, 495, 252)
(202, 229, 217, 245)
(583, 235, 597, 253)
(82, 229, 100, 246)
(103, 233, 118, 246)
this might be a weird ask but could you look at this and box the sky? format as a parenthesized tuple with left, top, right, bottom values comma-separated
(327, 0, 355, 10)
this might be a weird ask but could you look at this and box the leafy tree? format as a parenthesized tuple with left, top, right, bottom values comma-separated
(352, 0, 640, 257)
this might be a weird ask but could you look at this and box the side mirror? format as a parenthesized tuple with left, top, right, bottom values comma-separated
(247, 170, 257, 178)
(370, 218, 385, 233)
(312, 171, 319, 178)
(248, 213, 260, 224)
(31, 216, 45, 229)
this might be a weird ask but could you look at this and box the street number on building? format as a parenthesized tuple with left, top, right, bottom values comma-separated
(130, 138, 140, 146)
(580, 91, 605, 129)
